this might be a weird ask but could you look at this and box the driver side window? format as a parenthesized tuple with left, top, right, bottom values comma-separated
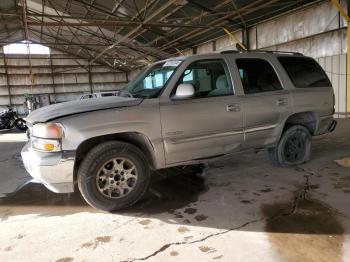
(175, 59, 233, 98)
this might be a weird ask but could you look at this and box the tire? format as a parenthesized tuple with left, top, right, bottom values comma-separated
(77, 141, 150, 211)
(268, 125, 311, 167)
(14, 118, 27, 131)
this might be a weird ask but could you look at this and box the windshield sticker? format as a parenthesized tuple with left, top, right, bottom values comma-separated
(163, 60, 182, 67)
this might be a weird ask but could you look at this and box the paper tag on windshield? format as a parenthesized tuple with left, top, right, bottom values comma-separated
(163, 60, 182, 67)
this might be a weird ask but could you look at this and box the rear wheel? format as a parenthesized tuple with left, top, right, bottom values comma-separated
(269, 125, 311, 167)
(78, 141, 150, 211)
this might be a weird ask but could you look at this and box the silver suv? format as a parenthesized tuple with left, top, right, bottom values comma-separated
(21, 51, 337, 211)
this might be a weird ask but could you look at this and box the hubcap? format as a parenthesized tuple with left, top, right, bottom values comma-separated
(284, 132, 306, 163)
(96, 157, 137, 199)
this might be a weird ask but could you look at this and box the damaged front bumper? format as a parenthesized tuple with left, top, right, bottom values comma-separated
(21, 142, 75, 193)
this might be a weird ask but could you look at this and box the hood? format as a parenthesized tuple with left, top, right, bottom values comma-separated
(26, 96, 142, 123)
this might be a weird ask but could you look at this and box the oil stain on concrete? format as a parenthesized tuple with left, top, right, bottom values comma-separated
(334, 157, 350, 168)
(81, 236, 112, 249)
(55, 258, 74, 262)
(263, 196, 344, 262)
(177, 226, 190, 233)
(138, 219, 152, 226)
(123, 165, 208, 217)
(169, 251, 179, 256)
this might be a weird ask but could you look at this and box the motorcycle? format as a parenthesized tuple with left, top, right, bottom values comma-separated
(0, 106, 27, 131)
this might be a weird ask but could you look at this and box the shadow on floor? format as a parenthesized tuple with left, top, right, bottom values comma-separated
(0, 120, 350, 239)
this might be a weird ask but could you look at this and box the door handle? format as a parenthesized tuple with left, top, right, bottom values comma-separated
(276, 98, 288, 106)
(227, 104, 240, 112)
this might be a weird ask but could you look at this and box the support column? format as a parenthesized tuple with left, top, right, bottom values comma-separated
(49, 54, 56, 103)
(2, 50, 11, 106)
(88, 65, 93, 93)
(242, 27, 250, 51)
(347, 0, 350, 115)
(330, 0, 350, 116)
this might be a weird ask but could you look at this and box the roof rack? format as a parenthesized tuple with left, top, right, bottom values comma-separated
(220, 50, 241, 54)
(220, 50, 303, 56)
(261, 50, 304, 56)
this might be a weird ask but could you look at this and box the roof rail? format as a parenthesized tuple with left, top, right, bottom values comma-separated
(261, 50, 304, 56)
(220, 50, 241, 54)
(220, 50, 303, 56)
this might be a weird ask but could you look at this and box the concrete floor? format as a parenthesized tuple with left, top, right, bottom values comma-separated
(0, 120, 349, 262)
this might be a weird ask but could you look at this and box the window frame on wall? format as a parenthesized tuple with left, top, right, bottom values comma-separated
(3, 41, 50, 55)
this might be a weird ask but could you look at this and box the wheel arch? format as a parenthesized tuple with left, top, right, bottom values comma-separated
(281, 111, 319, 137)
(73, 132, 157, 182)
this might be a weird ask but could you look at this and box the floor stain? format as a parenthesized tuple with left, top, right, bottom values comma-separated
(177, 226, 190, 233)
(139, 219, 152, 226)
(123, 165, 208, 215)
(194, 214, 208, 222)
(263, 195, 344, 262)
(4, 246, 12, 251)
(170, 251, 179, 256)
(81, 242, 94, 249)
(55, 258, 73, 262)
(81, 236, 112, 249)
(183, 236, 193, 241)
(199, 246, 216, 253)
(240, 200, 252, 204)
(260, 188, 273, 193)
(208, 182, 231, 187)
(213, 255, 223, 260)
(0, 184, 96, 218)
(333, 176, 350, 190)
(183, 219, 191, 224)
(184, 207, 197, 215)
(17, 234, 25, 239)
(309, 184, 320, 190)
(334, 157, 350, 168)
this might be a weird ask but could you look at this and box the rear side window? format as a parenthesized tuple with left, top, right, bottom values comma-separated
(236, 59, 282, 94)
(278, 57, 331, 88)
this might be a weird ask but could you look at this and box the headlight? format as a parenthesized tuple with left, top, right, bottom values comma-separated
(32, 123, 63, 139)
(32, 123, 63, 152)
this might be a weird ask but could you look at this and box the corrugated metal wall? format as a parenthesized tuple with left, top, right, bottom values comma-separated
(317, 55, 347, 116)
(179, 0, 347, 115)
(0, 47, 128, 114)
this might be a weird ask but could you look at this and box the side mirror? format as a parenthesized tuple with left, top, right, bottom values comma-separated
(174, 84, 195, 99)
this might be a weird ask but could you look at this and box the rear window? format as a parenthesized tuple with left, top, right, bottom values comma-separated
(278, 57, 331, 88)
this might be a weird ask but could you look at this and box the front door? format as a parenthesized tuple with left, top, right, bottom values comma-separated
(160, 59, 244, 165)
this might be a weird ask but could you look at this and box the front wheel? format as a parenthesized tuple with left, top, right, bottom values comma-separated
(78, 141, 150, 211)
(269, 125, 311, 167)
(14, 118, 27, 131)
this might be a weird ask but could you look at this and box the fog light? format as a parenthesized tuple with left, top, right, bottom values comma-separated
(32, 138, 61, 152)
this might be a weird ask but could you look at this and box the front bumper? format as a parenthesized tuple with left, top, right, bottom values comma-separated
(21, 142, 75, 193)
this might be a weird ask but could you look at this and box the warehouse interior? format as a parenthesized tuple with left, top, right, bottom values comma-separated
(0, 0, 350, 261)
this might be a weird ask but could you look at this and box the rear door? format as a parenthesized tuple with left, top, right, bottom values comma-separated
(234, 58, 292, 149)
(160, 58, 244, 165)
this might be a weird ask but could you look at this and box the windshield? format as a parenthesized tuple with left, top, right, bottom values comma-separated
(125, 61, 181, 98)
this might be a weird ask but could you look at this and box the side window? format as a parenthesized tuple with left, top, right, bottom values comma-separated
(236, 59, 282, 94)
(278, 57, 331, 88)
(176, 59, 233, 98)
